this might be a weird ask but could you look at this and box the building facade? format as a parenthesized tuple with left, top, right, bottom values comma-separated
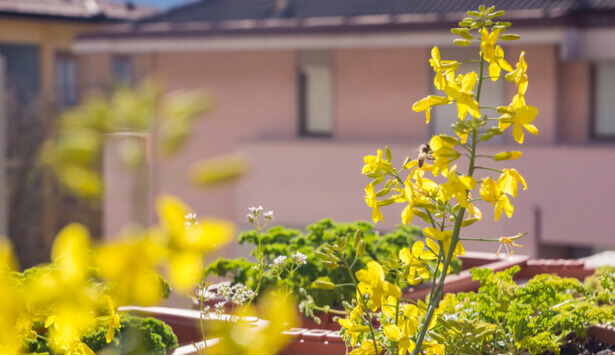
(0, 0, 155, 266)
(75, 0, 615, 258)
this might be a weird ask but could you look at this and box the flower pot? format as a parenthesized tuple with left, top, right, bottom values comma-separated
(402, 251, 530, 300)
(120, 306, 266, 355)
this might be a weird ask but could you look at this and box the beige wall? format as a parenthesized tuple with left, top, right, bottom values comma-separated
(335, 48, 429, 140)
(100, 43, 613, 257)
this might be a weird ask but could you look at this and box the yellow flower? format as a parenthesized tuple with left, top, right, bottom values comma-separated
(356, 261, 401, 311)
(339, 305, 369, 346)
(429, 135, 460, 177)
(99, 296, 121, 343)
(362, 149, 393, 175)
(439, 166, 476, 208)
(156, 195, 234, 291)
(479, 177, 514, 221)
(210, 291, 299, 355)
(498, 169, 527, 198)
(443, 72, 481, 120)
(497, 236, 523, 256)
(350, 340, 380, 355)
(365, 184, 384, 224)
(51, 223, 92, 283)
(95, 231, 166, 306)
(498, 95, 539, 144)
(480, 27, 500, 64)
(412, 95, 450, 124)
(505, 51, 528, 95)
(429, 46, 459, 90)
(383, 322, 416, 355)
(488, 45, 512, 79)
(423, 228, 465, 259)
(400, 241, 436, 285)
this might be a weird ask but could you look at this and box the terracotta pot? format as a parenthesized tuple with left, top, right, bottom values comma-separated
(403, 251, 530, 300)
(589, 324, 615, 345)
(120, 306, 266, 355)
(193, 283, 341, 330)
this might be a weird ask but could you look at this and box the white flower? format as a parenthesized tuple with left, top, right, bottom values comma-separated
(263, 210, 274, 221)
(273, 255, 287, 266)
(291, 252, 308, 266)
(248, 206, 263, 215)
(246, 214, 255, 223)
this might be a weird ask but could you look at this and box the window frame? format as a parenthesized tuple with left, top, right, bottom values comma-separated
(297, 50, 334, 138)
(54, 50, 79, 108)
(590, 63, 615, 141)
(112, 55, 134, 87)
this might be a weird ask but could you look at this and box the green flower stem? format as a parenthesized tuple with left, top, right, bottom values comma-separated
(413, 42, 487, 356)
(246, 220, 264, 308)
(460, 232, 527, 242)
(395, 271, 400, 355)
(475, 166, 503, 173)
(311, 305, 348, 316)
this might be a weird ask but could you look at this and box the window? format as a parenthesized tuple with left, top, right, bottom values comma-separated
(55, 52, 78, 107)
(592, 63, 615, 139)
(112, 56, 133, 87)
(430, 47, 505, 142)
(298, 51, 333, 136)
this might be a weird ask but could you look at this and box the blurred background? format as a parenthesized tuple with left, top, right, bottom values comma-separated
(1, 0, 614, 268)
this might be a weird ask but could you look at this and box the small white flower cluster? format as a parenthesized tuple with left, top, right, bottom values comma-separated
(291, 252, 308, 266)
(272, 255, 287, 266)
(184, 212, 198, 230)
(217, 282, 256, 306)
(246, 206, 274, 223)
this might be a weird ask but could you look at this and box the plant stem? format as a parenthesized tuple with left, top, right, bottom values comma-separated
(342, 256, 380, 354)
(412, 38, 486, 356)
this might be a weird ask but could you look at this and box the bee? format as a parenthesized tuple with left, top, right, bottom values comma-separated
(417, 143, 434, 168)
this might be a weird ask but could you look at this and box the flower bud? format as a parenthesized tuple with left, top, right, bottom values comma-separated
(494, 151, 523, 161)
(501, 34, 521, 41)
(315, 280, 335, 289)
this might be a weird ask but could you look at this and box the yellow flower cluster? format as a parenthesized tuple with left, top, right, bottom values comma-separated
(0, 195, 234, 354)
(354, 6, 538, 354)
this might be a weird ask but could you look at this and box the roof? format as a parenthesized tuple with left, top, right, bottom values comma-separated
(0, 0, 157, 21)
(78, 0, 615, 39)
(140, 0, 615, 23)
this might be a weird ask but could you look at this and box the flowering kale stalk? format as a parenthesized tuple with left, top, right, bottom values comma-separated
(316, 6, 539, 355)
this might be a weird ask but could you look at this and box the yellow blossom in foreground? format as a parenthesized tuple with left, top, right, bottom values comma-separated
(210, 291, 298, 355)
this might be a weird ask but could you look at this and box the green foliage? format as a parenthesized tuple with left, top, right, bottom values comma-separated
(203, 219, 461, 307)
(22, 314, 178, 355)
(584, 265, 615, 304)
(84, 314, 178, 355)
(431, 267, 615, 354)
